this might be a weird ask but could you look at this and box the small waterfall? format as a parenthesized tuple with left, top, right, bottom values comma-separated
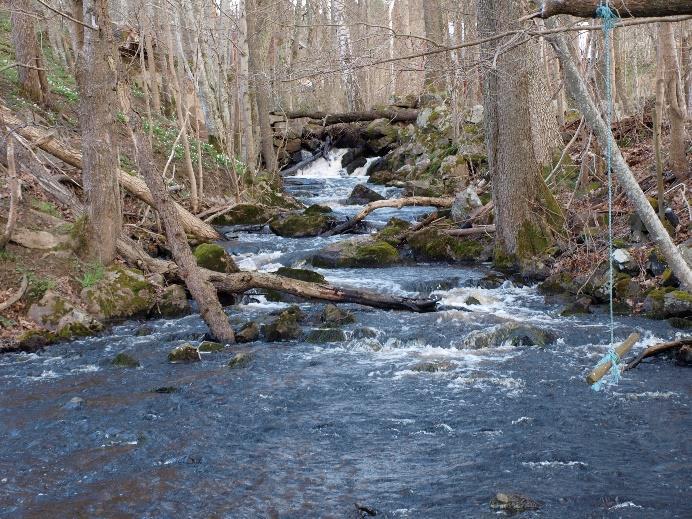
(294, 148, 350, 178)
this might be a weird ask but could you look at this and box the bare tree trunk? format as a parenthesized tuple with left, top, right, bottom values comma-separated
(684, 22, 692, 118)
(237, 0, 256, 172)
(422, 0, 447, 93)
(546, 23, 692, 291)
(75, 0, 122, 264)
(539, 0, 692, 18)
(613, 30, 634, 116)
(659, 22, 689, 181)
(0, 135, 20, 251)
(144, 22, 161, 115)
(478, 0, 564, 269)
(10, 0, 48, 104)
(131, 116, 235, 343)
(332, 0, 363, 110)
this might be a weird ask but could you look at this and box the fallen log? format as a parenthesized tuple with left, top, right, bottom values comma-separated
(538, 1, 692, 19)
(0, 105, 220, 241)
(272, 108, 419, 126)
(585, 332, 640, 385)
(116, 238, 437, 312)
(323, 196, 454, 237)
(624, 338, 692, 371)
(444, 225, 496, 237)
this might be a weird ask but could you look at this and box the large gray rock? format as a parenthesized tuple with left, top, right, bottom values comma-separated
(346, 184, 384, 205)
(155, 284, 190, 317)
(460, 322, 557, 349)
(81, 266, 159, 320)
(450, 187, 483, 225)
(28, 290, 102, 337)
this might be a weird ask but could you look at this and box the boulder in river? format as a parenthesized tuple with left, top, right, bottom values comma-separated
(208, 203, 275, 226)
(375, 218, 411, 246)
(193, 243, 239, 274)
(321, 304, 356, 326)
(312, 238, 401, 268)
(168, 343, 201, 363)
(264, 307, 303, 341)
(28, 290, 103, 339)
(198, 341, 224, 352)
(154, 284, 190, 317)
(490, 492, 541, 513)
(112, 352, 140, 368)
(644, 288, 692, 319)
(228, 351, 254, 369)
(81, 266, 159, 320)
(346, 184, 384, 205)
(276, 267, 326, 284)
(269, 205, 337, 237)
(236, 321, 260, 343)
(450, 186, 483, 224)
(460, 322, 557, 349)
(411, 360, 457, 373)
(408, 226, 487, 263)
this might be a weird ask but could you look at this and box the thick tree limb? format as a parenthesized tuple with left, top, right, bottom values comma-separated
(324, 196, 454, 237)
(585, 333, 639, 385)
(624, 338, 692, 371)
(539, 1, 692, 19)
(0, 134, 21, 250)
(0, 105, 220, 241)
(0, 275, 28, 312)
(546, 25, 692, 291)
(444, 225, 496, 237)
(273, 108, 419, 126)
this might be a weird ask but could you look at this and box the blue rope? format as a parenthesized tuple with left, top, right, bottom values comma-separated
(592, 2, 620, 392)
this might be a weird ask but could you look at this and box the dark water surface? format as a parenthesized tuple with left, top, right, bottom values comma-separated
(1, 151, 690, 518)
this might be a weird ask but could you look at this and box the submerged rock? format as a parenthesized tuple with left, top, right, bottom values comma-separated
(63, 397, 85, 410)
(321, 304, 356, 326)
(411, 360, 456, 373)
(461, 322, 557, 349)
(168, 343, 201, 363)
(306, 328, 346, 343)
(228, 351, 254, 369)
(490, 492, 541, 513)
(112, 352, 140, 368)
(312, 238, 401, 268)
(193, 243, 239, 274)
(236, 321, 260, 343)
(346, 184, 384, 205)
(81, 266, 159, 320)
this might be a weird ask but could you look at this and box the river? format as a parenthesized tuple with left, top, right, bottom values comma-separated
(0, 150, 689, 518)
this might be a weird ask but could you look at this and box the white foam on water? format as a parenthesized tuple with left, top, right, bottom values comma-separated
(351, 156, 379, 177)
(512, 416, 533, 425)
(293, 148, 349, 178)
(609, 502, 643, 510)
(522, 461, 588, 469)
(235, 251, 284, 271)
(448, 373, 525, 396)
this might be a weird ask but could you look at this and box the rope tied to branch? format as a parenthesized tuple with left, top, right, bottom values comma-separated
(592, 2, 621, 392)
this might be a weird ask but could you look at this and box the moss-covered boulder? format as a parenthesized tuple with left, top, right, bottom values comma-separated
(209, 203, 274, 226)
(264, 307, 303, 342)
(81, 266, 159, 320)
(460, 322, 557, 349)
(663, 290, 692, 318)
(236, 321, 260, 343)
(155, 284, 190, 317)
(193, 243, 239, 273)
(168, 343, 200, 363)
(198, 341, 224, 352)
(321, 304, 355, 326)
(276, 267, 326, 284)
(112, 352, 140, 368)
(408, 227, 486, 263)
(375, 218, 411, 246)
(269, 207, 336, 238)
(312, 238, 401, 268)
(668, 317, 692, 330)
(28, 290, 103, 338)
(228, 351, 254, 369)
(643, 287, 677, 318)
(306, 328, 347, 344)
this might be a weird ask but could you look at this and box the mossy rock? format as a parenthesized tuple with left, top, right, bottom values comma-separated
(236, 321, 260, 343)
(560, 297, 592, 316)
(18, 329, 59, 351)
(408, 227, 485, 263)
(264, 308, 302, 342)
(276, 267, 326, 284)
(643, 287, 677, 318)
(198, 341, 224, 352)
(321, 304, 356, 326)
(662, 290, 692, 318)
(312, 239, 401, 268)
(28, 290, 103, 339)
(112, 352, 140, 368)
(193, 243, 239, 274)
(668, 317, 692, 330)
(155, 284, 190, 317)
(228, 351, 254, 369)
(209, 204, 273, 226)
(368, 169, 399, 185)
(375, 218, 411, 246)
(304, 204, 333, 215)
(269, 211, 336, 238)
(168, 343, 200, 363)
(81, 266, 158, 320)
(306, 328, 347, 344)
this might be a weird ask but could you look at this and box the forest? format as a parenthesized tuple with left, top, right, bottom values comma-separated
(0, 0, 690, 516)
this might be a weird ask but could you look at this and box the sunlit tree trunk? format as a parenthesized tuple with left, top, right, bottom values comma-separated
(10, 0, 48, 104)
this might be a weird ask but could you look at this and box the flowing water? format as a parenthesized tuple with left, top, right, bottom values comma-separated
(1, 150, 690, 518)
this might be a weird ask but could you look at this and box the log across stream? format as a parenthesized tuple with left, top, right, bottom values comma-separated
(0, 147, 689, 517)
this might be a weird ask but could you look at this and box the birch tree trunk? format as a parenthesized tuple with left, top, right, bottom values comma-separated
(332, 0, 362, 110)
(75, 0, 122, 264)
(237, 0, 256, 172)
(478, 0, 564, 269)
(546, 24, 692, 291)
(10, 0, 48, 104)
